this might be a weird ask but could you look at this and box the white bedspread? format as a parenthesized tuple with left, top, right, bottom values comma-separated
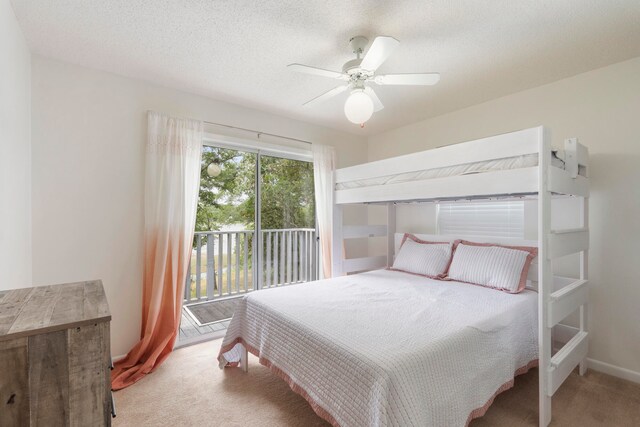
(218, 269, 538, 427)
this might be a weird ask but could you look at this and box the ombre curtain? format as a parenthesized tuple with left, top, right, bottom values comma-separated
(312, 144, 336, 279)
(112, 111, 203, 390)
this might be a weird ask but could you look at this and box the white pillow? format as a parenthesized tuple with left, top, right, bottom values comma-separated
(391, 238, 453, 278)
(447, 243, 534, 293)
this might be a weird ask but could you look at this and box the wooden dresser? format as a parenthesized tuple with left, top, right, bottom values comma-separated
(0, 280, 113, 426)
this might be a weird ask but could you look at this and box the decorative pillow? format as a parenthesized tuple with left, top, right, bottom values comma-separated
(446, 240, 538, 293)
(390, 234, 453, 279)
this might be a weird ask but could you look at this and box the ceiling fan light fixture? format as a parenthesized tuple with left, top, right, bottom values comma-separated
(344, 89, 374, 125)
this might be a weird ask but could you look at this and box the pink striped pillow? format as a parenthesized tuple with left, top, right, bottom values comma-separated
(446, 240, 538, 293)
(389, 233, 453, 279)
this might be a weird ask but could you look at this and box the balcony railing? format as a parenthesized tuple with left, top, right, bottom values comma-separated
(184, 228, 319, 303)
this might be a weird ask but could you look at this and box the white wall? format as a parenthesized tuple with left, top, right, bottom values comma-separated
(31, 56, 368, 356)
(0, 0, 31, 288)
(367, 57, 640, 375)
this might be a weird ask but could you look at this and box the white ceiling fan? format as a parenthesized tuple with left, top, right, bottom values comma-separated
(288, 35, 440, 126)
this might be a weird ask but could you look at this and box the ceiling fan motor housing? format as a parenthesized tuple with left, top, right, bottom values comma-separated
(342, 58, 363, 74)
(349, 36, 369, 55)
(344, 36, 373, 79)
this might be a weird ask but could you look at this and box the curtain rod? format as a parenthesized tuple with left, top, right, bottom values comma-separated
(203, 120, 313, 145)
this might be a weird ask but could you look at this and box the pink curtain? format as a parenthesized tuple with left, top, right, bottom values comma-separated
(112, 112, 202, 390)
(312, 144, 336, 279)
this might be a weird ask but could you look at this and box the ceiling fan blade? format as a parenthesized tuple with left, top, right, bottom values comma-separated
(373, 73, 441, 86)
(360, 36, 400, 71)
(288, 63, 348, 80)
(303, 85, 350, 108)
(364, 87, 384, 112)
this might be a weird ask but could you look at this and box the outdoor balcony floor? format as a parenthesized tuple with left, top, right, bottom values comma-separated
(178, 300, 234, 346)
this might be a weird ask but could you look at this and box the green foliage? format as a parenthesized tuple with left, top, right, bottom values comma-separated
(195, 146, 315, 235)
(260, 155, 315, 230)
(196, 147, 254, 233)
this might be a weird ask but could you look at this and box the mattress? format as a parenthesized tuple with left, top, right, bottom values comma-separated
(336, 151, 566, 190)
(218, 269, 538, 427)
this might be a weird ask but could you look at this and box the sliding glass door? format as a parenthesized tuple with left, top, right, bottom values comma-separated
(185, 145, 256, 303)
(183, 143, 318, 305)
(260, 154, 317, 288)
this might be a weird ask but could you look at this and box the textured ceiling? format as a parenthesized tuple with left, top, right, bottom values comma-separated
(11, 0, 640, 135)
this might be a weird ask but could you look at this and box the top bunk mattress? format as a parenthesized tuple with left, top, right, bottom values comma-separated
(336, 151, 566, 191)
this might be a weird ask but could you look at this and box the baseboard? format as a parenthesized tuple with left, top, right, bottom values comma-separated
(587, 358, 640, 384)
(112, 354, 126, 363)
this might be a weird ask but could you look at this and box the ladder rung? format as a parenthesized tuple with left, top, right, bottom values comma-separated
(342, 255, 387, 273)
(548, 331, 588, 396)
(548, 165, 589, 197)
(342, 225, 387, 239)
(547, 228, 589, 259)
(548, 279, 588, 327)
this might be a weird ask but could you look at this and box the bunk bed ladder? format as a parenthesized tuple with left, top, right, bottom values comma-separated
(539, 133, 589, 427)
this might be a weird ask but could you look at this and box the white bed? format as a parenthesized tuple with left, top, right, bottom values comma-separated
(219, 269, 538, 427)
(219, 127, 589, 427)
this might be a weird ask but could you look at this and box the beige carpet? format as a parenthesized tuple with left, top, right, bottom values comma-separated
(113, 339, 640, 427)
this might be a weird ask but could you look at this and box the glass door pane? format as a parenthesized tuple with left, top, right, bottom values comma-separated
(186, 146, 257, 303)
(260, 155, 317, 288)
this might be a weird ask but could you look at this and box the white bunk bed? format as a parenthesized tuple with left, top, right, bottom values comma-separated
(331, 126, 589, 427)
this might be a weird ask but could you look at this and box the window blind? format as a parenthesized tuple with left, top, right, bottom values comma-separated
(437, 201, 524, 239)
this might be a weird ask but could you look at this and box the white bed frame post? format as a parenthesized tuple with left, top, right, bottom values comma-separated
(240, 345, 249, 373)
(578, 193, 589, 375)
(538, 127, 553, 427)
(332, 204, 344, 277)
(387, 203, 396, 266)
(566, 139, 589, 381)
